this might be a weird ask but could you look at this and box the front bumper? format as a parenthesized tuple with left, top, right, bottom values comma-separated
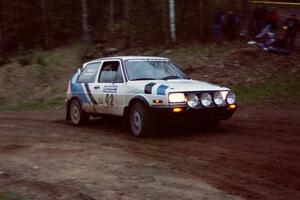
(150, 104, 237, 122)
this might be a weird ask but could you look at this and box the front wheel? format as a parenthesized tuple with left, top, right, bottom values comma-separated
(130, 102, 153, 137)
(70, 99, 89, 126)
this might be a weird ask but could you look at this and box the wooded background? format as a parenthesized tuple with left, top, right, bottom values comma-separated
(0, 0, 298, 61)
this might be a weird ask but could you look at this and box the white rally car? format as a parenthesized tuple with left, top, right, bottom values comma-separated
(66, 56, 237, 136)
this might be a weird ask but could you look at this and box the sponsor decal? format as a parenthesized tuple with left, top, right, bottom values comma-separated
(103, 85, 118, 93)
(157, 85, 169, 95)
(144, 82, 156, 94)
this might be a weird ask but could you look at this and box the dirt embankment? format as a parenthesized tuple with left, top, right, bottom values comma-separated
(0, 104, 300, 200)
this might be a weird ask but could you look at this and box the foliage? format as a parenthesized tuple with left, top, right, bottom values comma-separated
(233, 77, 300, 104)
(0, 0, 250, 59)
(0, 192, 27, 200)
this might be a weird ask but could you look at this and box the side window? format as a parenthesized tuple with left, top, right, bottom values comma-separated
(77, 63, 100, 83)
(99, 61, 124, 83)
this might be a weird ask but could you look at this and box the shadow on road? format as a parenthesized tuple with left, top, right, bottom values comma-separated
(59, 116, 236, 139)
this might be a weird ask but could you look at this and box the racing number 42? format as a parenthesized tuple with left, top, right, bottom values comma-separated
(105, 94, 114, 107)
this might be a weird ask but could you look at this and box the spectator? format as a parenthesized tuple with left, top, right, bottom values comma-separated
(225, 11, 239, 40)
(268, 8, 279, 30)
(256, 8, 278, 39)
(283, 14, 299, 52)
(252, 6, 269, 35)
(213, 10, 225, 42)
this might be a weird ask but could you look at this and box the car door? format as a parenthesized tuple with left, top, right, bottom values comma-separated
(75, 62, 102, 113)
(89, 60, 126, 116)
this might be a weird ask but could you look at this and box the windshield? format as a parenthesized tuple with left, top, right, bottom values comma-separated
(124, 60, 189, 81)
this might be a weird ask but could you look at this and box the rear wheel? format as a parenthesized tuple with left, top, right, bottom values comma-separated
(130, 102, 152, 137)
(70, 99, 89, 126)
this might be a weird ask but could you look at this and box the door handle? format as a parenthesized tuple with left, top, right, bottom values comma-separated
(94, 85, 100, 89)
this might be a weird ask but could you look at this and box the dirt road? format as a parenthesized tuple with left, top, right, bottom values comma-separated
(0, 104, 300, 200)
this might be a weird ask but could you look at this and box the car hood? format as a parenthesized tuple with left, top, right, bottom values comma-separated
(163, 79, 229, 92)
(127, 79, 230, 95)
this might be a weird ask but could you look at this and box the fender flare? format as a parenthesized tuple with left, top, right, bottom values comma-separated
(124, 95, 151, 117)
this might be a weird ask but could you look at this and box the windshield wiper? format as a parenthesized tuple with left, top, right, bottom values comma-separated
(131, 78, 156, 81)
(161, 75, 180, 80)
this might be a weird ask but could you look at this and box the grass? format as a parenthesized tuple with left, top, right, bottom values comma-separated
(0, 99, 64, 111)
(0, 42, 299, 111)
(233, 77, 300, 104)
(0, 192, 27, 200)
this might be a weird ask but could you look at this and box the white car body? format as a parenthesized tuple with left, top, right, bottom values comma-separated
(66, 56, 237, 135)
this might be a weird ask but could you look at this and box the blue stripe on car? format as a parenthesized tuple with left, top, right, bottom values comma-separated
(70, 83, 90, 103)
(157, 85, 169, 95)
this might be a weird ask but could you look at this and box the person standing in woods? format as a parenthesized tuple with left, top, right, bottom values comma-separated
(213, 10, 225, 42)
(283, 14, 299, 52)
(256, 8, 278, 39)
(225, 11, 239, 40)
(252, 6, 268, 35)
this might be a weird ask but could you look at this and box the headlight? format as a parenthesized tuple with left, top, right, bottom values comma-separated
(200, 93, 212, 107)
(226, 91, 236, 104)
(213, 92, 225, 106)
(169, 93, 186, 103)
(187, 94, 199, 108)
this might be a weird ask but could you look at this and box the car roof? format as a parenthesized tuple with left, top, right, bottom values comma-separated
(84, 56, 169, 65)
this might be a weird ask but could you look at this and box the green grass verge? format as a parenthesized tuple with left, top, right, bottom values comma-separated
(0, 99, 64, 111)
(233, 77, 300, 104)
(0, 192, 27, 200)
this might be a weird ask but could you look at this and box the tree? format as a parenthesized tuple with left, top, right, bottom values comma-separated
(81, 0, 90, 43)
(109, 0, 115, 44)
(161, 0, 170, 45)
(169, 0, 176, 43)
(124, 0, 131, 48)
(0, 0, 4, 61)
(40, 0, 51, 48)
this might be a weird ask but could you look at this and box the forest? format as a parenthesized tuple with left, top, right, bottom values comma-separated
(0, 0, 252, 60)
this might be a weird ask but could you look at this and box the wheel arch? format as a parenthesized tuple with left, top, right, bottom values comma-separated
(66, 96, 82, 121)
(123, 95, 151, 117)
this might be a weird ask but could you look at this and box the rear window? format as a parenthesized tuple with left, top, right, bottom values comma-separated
(77, 63, 100, 83)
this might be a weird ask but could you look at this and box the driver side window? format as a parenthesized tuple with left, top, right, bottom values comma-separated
(99, 61, 124, 83)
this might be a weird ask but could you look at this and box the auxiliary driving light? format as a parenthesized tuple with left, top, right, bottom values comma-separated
(226, 92, 236, 105)
(200, 93, 212, 107)
(213, 92, 225, 106)
(187, 94, 199, 108)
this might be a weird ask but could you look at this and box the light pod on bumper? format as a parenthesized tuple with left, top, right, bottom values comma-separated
(187, 94, 199, 108)
(213, 92, 225, 106)
(201, 93, 212, 107)
(226, 91, 236, 104)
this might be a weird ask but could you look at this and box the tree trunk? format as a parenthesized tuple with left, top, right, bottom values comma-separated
(40, 0, 51, 49)
(124, 0, 131, 48)
(169, 0, 176, 43)
(198, 0, 204, 39)
(0, 0, 4, 62)
(81, 0, 90, 43)
(109, 0, 114, 45)
(161, 0, 170, 46)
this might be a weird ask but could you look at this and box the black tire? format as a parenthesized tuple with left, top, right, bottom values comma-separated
(129, 102, 153, 137)
(70, 98, 89, 126)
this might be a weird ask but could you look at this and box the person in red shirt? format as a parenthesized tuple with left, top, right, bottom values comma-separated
(283, 14, 299, 52)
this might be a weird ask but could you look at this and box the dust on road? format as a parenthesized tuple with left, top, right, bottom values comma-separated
(0, 104, 300, 200)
